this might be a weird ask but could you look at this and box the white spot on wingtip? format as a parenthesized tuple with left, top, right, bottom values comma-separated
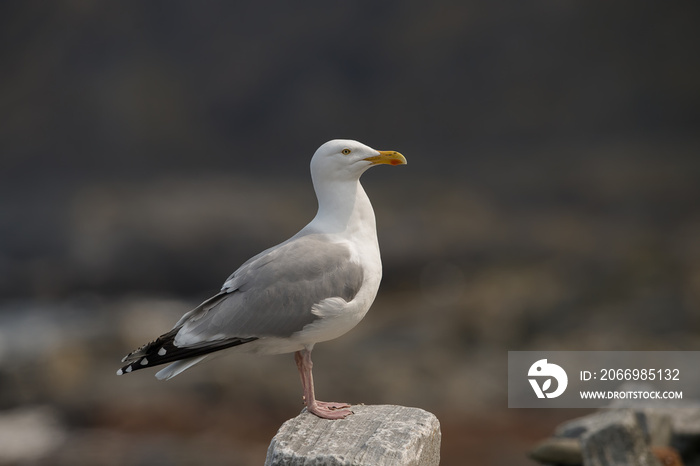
(140, 358, 149, 365)
(125, 365, 133, 373)
(158, 347, 167, 356)
(116, 369, 123, 375)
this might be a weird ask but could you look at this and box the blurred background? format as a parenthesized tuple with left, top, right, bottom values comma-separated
(1, 1, 699, 464)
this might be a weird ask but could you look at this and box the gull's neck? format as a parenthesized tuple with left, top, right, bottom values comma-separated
(304, 178, 377, 239)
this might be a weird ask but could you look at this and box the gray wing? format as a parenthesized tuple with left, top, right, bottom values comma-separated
(174, 234, 364, 345)
(118, 234, 364, 375)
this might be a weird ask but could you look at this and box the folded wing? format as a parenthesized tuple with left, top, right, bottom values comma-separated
(118, 234, 364, 377)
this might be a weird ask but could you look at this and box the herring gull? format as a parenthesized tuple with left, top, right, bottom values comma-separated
(117, 139, 406, 419)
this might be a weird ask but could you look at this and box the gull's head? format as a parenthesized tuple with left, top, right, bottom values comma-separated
(310, 139, 406, 183)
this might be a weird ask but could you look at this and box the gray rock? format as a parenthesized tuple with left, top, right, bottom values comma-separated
(529, 437, 582, 465)
(264, 405, 441, 466)
(556, 409, 673, 449)
(0, 406, 66, 463)
(578, 410, 660, 466)
(606, 396, 700, 460)
(638, 410, 673, 447)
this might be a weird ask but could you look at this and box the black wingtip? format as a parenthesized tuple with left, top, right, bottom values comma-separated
(116, 356, 148, 375)
(117, 335, 259, 375)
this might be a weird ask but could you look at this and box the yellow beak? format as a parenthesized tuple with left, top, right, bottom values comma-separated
(363, 150, 407, 166)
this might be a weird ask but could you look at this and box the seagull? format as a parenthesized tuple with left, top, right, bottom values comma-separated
(118, 139, 406, 419)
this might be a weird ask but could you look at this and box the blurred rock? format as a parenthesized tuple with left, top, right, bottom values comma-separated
(579, 410, 660, 466)
(652, 446, 684, 466)
(529, 437, 582, 465)
(530, 404, 700, 466)
(607, 396, 700, 464)
(0, 406, 66, 463)
(556, 409, 673, 448)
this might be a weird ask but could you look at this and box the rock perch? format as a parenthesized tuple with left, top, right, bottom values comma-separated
(265, 405, 441, 466)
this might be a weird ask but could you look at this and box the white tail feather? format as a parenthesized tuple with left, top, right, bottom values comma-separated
(155, 355, 208, 380)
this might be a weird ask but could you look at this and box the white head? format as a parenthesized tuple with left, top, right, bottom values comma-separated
(305, 140, 406, 234)
(310, 139, 406, 184)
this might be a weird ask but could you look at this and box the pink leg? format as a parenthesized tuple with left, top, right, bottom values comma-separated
(294, 349, 352, 420)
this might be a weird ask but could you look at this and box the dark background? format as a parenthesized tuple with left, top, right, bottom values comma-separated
(1, 1, 699, 464)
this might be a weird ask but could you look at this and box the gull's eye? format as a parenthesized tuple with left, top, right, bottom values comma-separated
(341, 149, 351, 155)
